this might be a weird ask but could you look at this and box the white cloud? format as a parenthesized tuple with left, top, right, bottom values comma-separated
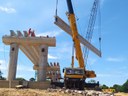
(0, 60, 5, 64)
(98, 70, 128, 78)
(0, 6, 16, 13)
(87, 58, 97, 65)
(37, 30, 62, 37)
(48, 54, 58, 60)
(17, 65, 33, 72)
(97, 73, 112, 77)
(106, 57, 125, 62)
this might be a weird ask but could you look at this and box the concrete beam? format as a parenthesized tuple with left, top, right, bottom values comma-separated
(31, 46, 39, 60)
(23, 31, 29, 37)
(19, 46, 38, 66)
(2, 36, 56, 47)
(10, 30, 17, 36)
(17, 30, 23, 36)
(27, 46, 38, 63)
(54, 16, 101, 57)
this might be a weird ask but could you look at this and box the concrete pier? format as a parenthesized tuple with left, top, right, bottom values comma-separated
(8, 43, 19, 80)
(2, 30, 59, 82)
(38, 45, 48, 81)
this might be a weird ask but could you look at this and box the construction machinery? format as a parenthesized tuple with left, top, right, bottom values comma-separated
(54, 0, 101, 90)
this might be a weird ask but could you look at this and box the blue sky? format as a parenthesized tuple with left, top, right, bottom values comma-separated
(0, 0, 128, 87)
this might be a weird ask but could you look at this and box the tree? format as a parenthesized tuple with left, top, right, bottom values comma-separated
(0, 70, 3, 79)
(113, 84, 122, 92)
(101, 84, 109, 89)
(29, 77, 35, 82)
(122, 80, 128, 93)
(16, 77, 26, 81)
(0, 70, 6, 80)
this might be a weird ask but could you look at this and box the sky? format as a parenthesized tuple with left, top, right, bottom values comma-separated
(0, 0, 128, 87)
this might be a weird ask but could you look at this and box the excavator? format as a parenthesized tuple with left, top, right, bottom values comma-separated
(54, 0, 101, 90)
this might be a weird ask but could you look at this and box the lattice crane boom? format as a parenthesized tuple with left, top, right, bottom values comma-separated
(83, 0, 100, 64)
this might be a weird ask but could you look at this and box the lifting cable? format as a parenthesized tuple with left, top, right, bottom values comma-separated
(55, 0, 58, 17)
(98, 0, 102, 52)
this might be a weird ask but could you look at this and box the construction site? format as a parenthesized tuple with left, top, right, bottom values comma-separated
(0, 0, 128, 96)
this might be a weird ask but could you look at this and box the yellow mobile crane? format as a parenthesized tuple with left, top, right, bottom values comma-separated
(62, 0, 98, 90)
(54, 0, 101, 90)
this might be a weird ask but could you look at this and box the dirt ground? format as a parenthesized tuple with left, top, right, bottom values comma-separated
(0, 88, 76, 96)
(114, 92, 128, 96)
(0, 88, 128, 96)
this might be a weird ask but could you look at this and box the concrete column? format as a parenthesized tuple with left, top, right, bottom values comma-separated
(37, 45, 48, 81)
(8, 43, 19, 80)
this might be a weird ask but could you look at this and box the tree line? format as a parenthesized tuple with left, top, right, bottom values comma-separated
(101, 80, 128, 93)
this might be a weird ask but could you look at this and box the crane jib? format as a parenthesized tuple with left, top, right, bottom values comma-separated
(66, 0, 74, 14)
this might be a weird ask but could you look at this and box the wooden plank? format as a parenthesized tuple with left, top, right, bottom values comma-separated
(54, 16, 101, 57)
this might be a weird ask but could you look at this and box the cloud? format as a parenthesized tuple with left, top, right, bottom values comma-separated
(37, 30, 62, 37)
(87, 57, 97, 65)
(97, 73, 112, 77)
(98, 70, 128, 78)
(106, 57, 125, 62)
(0, 60, 6, 64)
(17, 65, 33, 72)
(48, 54, 58, 60)
(0, 6, 16, 13)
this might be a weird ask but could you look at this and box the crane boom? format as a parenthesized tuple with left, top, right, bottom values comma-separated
(66, 0, 85, 68)
(83, 0, 100, 63)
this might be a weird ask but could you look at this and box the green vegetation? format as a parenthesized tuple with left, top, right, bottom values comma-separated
(101, 79, 128, 93)
(101, 84, 109, 89)
(16, 77, 26, 81)
(114, 80, 128, 93)
(0, 70, 6, 80)
(29, 77, 35, 82)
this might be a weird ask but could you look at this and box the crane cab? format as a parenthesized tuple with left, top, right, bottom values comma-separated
(63, 68, 85, 90)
